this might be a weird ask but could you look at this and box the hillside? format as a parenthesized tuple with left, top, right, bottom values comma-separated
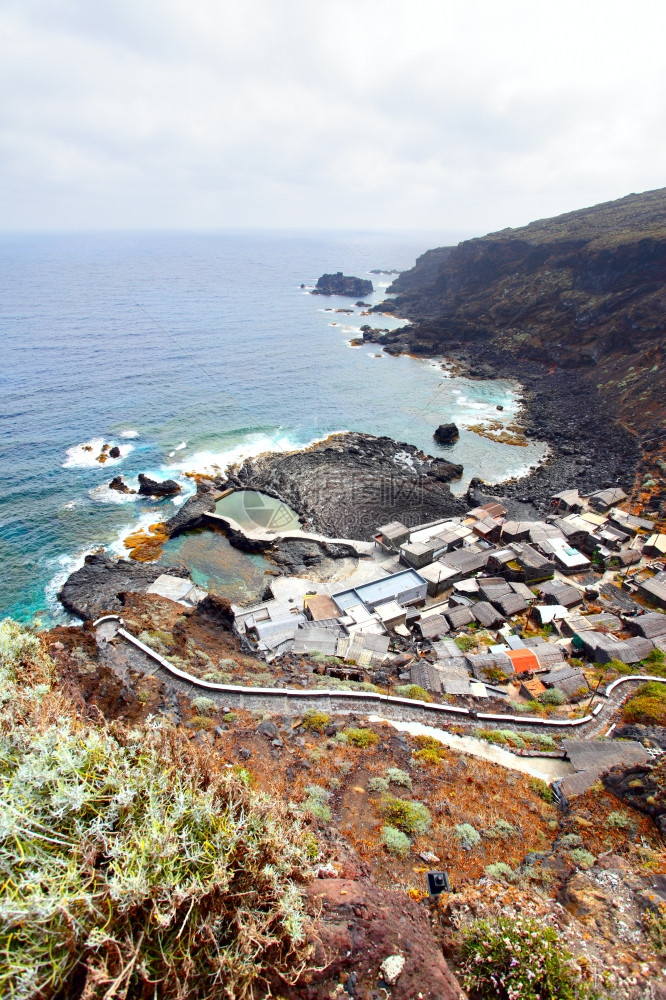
(378, 188, 666, 503)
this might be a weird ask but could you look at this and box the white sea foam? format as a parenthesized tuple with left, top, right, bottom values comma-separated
(168, 430, 345, 478)
(62, 438, 133, 469)
(175, 441, 187, 451)
(120, 429, 139, 439)
(88, 483, 140, 504)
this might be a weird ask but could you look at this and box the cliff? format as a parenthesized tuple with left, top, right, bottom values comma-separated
(379, 188, 666, 499)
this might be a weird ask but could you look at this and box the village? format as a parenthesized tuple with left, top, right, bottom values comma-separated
(133, 481, 666, 796)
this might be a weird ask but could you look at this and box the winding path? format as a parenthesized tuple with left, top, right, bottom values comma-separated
(94, 615, 665, 739)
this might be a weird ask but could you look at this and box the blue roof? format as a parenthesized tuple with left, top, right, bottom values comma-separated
(333, 568, 426, 610)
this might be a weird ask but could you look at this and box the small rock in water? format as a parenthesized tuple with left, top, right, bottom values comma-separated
(433, 422, 460, 445)
(496, 404, 504, 411)
(108, 445, 121, 458)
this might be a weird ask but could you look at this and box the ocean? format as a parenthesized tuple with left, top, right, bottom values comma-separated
(1, 230, 547, 622)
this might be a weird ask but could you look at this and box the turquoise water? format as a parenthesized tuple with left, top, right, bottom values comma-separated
(160, 526, 272, 605)
(214, 490, 301, 532)
(1, 230, 547, 623)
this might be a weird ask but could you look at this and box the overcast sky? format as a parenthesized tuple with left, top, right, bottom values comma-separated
(1, 0, 665, 233)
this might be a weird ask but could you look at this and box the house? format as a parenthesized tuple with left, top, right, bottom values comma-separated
(637, 571, 666, 610)
(146, 574, 207, 606)
(336, 631, 390, 666)
(528, 522, 568, 552)
(445, 605, 477, 630)
(466, 502, 507, 521)
(472, 601, 506, 628)
(505, 647, 539, 673)
(561, 611, 622, 635)
(493, 592, 529, 617)
(487, 542, 555, 584)
(550, 489, 584, 513)
(537, 580, 583, 608)
(409, 661, 444, 695)
(589, 488, 628, 512)
(541, 666, 589, 699)
(549, 515, 594, 550)
(542, 537, 590, 574)
(520, 677, 546, 699)
(438, 548, 490, 581)
(467, 652, 514, 681)
(625, 612, 666, 640)
(479, 580, 511, 602)
(292, 626, 341, 657)
(644, 534, 666, 559)
(501, 520, 534, 543)
(615, 549, 642, 567)
(303, 594, 340, 621)
(509, 581, 537, 602)
(607, 509, 655, 536)
(415, 613, 450, 640)
(471, 517, 503, 543)
(374, 521, 410, 552)
(558, 739, 650, 798)
(532, 604, 570, 626)
(375, 600, 407, 629)
(576, 631, 654, 664)
(534, 644, 567, 669)
(418, 561, 459, 597)
(429, 528, 465, 553)
(332, 568, 427, 614)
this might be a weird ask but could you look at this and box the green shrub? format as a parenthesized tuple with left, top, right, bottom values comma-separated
(202, 670, 232, 683)
(644, 903, 666, 956)
(606, 810, 631, 829)
(367, 776, 390, 794)
(533, 733, 557, 750)
(381, 825, 411, 858)
(623, 681, 666, 725)
(342, 727, 379, 748)
(488, 819, 517, 839)
(497, 729, 526, 748)
(412, 735, 447, 765)
(459, 913, 599, 999)
(569, 848, 595, 869)
(455, 635, 477, 652)
(539, 687, 566, 706)
(529, 777, 554, 803)
(301, 709, 331, 733)
(484, 862, 517, 883)
(560, 833, 583, 848)
(0, 620, 314, 1000)
(454, 823, 481, 850)
(192, 715, 215, 729)
(385, 767, 412, 789)
(395, 684, 433, 702)
(191, 695, 217, 714)
(381, 796, 431, 837)
(301, 785, 331, 822)
(223, 711, 237, 723)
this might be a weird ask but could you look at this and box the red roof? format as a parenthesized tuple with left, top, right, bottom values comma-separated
(505, 648, 539, 674)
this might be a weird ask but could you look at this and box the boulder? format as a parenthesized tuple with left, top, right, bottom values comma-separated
(310, 272, 373, 298)
(434, 422, 460, 445)
(108, 446, 121, 458)
(58, 552, 188, 620)
(109, 476, 131, 494)
(137, 474, 182, 497)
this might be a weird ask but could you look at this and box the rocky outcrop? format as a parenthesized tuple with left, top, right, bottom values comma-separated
(311, 272, 373, 297)
(58, 553, 188, 621)
(137, 474, 182, 497)
(289, 878, 464, 999)
(434, 422, 460, 445)
(109, 476, 134, 494)
(163, 488, 217, 536)
(227, 432, 465, 540)
(603, 757, 666, 834)
(371, 187, 666, 493)
(267, 538, 360, 579)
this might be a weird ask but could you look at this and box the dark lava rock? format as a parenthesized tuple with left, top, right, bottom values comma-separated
(257, 720, 280, 739)
(603, 758, 666, 833)
(614, 724, 666, 750)
(58, 552, 188, 621)
(137, 473, 182, 497)
(192, 593, 235, 630)
(267, 538, 358, 578)
(433, 422, 460, 445)
(109, 476, 131, 494)
(355, 300, 372, 307)
(163, 487, 217, 536)
(311, 272, 373, 298)
(108, 446, 121, 459)
(227, 431, 465, 541)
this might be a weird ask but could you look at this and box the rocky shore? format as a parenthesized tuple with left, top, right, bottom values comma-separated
(361, 323, 640, 511)
(58, 552, 189, 620)
(223, 431, 466, 540)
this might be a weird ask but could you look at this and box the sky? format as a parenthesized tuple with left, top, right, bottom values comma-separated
(1, 0, 665, 234)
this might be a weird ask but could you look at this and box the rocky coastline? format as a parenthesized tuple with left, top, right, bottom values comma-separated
(222, 431, 466, 540)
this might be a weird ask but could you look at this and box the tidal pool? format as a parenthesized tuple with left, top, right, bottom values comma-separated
(160, 525, 272, 605)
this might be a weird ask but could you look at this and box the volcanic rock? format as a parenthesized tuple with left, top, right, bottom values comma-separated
(434, 422, 460, 445)
(109, 476, 131, 494)
(311, 272, 373, 297)
(58, 552, 188, 621)
(137, 474, 182, 497)
(227, 431, 465, 540)
(108, 446, 121, 458)
(162, 487, 217, 536)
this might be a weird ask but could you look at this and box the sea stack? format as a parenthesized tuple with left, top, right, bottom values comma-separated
(311, 272, 373, 297)
(434, 423, 460, 445)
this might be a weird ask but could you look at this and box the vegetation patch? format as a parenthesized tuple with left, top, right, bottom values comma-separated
(380, 825, 411, 858)
(459, 913, 599, 999)
(623, 681, 666, 725)
(454, 823, 481, 850)
(301, 709, 331, 733)
(342, 727, 379, 748)
(0, 620, 314, 1000)
(380, 796, 431, 837)
(394, 683, 433, 702)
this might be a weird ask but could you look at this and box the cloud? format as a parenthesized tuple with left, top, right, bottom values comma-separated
(0, 0, 665, 230)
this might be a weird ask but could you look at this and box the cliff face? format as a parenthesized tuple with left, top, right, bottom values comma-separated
(381, 188, 666, 493)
